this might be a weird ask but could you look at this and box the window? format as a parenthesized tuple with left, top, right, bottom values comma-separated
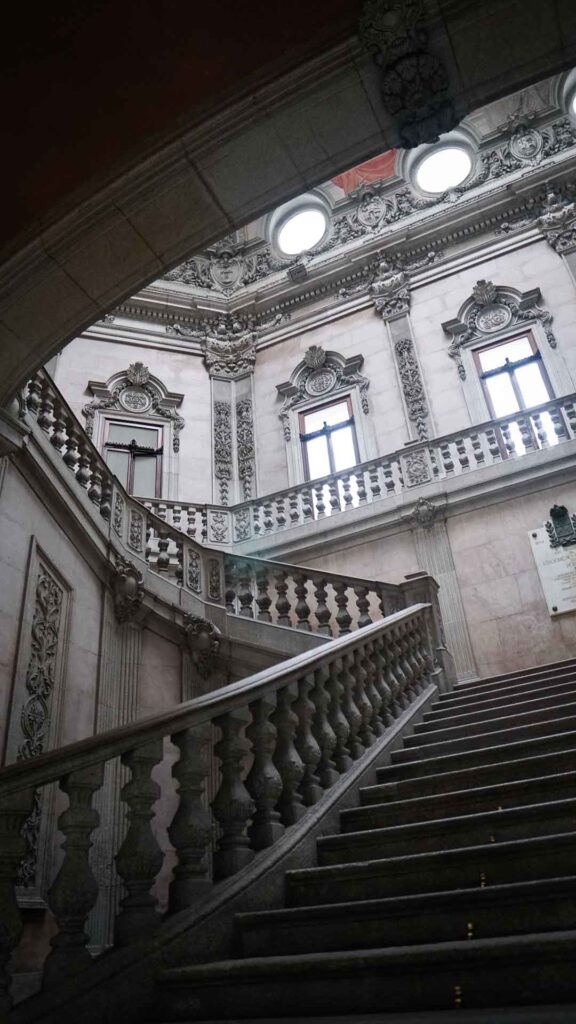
(299, 398, 359, 480)
(103, 421, 163, 496)
(414, 145, 472, 194)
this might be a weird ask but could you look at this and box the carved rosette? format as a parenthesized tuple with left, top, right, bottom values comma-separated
(394, 338, 429, 440)
(111, 556, 144, 624)
(182, 614, 221, 679)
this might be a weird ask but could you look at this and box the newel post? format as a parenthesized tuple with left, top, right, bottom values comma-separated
(400, 572, 456, 691)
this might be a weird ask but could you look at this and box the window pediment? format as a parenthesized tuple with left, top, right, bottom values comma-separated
(276, 346, 369, 441)
(82, 363, 185, 451)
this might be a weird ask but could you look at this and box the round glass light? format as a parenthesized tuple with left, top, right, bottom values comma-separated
(571, 93, 576, 118)
(277, 208, 327, 255)
(415, 146, 472, 194)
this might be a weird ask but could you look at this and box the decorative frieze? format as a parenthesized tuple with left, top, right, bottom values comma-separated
(277, 346, 370, 441)
(236, 397, 255, 500)
(213, 401, 233, 505)
(394, 337, 429, 440)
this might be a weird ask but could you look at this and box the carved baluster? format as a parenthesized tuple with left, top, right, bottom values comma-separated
(563, 401, 576, 438)
(301, 488, 314, 522)
(201, 508, 208, 543)
(246, 696, 284, 849)
(550, 405, 569, 442)
(237, 561, 255, 618)
(314, 483, 326, 518)
(341, 474, 354, 509)
(168, 727, 212, 911)
(328, 478, 341, 514)
(87, 460, 103, 507)
(100, 473, 113, 521)
(263, 501, 274, 533)
(356, 470, 367, 504)
(50, 402, 67, 452)
(373, 634, 393, 726)
(500, 421, 517, 458)
(294, 672, 323, 805)
(440, 443, 454, 474)
(399, 622, 418, 696)
(382, 460, 395, 495)
(312, 576, 333, 636)
(186, 506, 197, 539)
(157, 503, 167, 522)
(114, 742, 163, 944)
(408, 618, 427, 692)
(368, 464, 381, 501)
(383, 632, 402, 717)
(354, 646, 375, 750)
(354, 586, 373, 628)
(275, 495, 287, 530)
(455, 437, 469, 471)
(156, 528, 171, 573)
(26, 375, 42, 417)
(255, 569, 272, 623)
(341, 651, 364, 759)
(37, 382, 54, 434)
(174, 536, 184, 586)
(516, 416, 536, 454)
(328, 658, 352, 773)
(311, 664, 339, 788)
(63, 418, 79, 474)
(334, 581, 352, 636)
(0, 788, 35, 1014)
(224, 560, 238, 614)
(363, 641, 384, 736)
(272, 684, 306, 825)
(294, 572, 312, 631)
(389, 629, 409, 708)
(75, 443, 92, 489)
(274, 570, 292, 627)
(288, 491, 300, 526)
(43, 764, 104, 984)
(470, 433, 485, 466)
(485, 427, 502, 463)
(172, 504, 182, 532)
(252, 503, 262, 536)
(532, 411, 549, 448)
(212, 710, 255, 879)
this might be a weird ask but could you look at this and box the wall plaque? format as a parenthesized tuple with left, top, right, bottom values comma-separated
(529, 527, 576, 616)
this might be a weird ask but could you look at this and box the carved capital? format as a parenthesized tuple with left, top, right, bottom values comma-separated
(111, 556, 144, 624)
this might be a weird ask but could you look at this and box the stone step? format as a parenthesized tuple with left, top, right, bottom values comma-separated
(317, 797, 576, 865)
(401, 714, 576, 754)
(444, 658, 576, 697)
(410, 703, 576, 743)
(385, 726, 576, 769)
(345, 769, 576, 832)
(423, 686, 576, 729)
(155, 931, 576, 1020)
(362, 749, 576, 805)
(431, 676, 576, 716)
(236, 876, 576, 957)
(285, 832, 576, 907)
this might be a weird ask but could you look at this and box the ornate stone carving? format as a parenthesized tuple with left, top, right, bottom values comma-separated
(182, 615, 221, 679)
(234, 508, 251, 542)
(208, 511, 230, 544)
(236, 397, 255, 500)
(341, 248, 438, 319)
(17, 566, 64, 887)
(213, 401, 233, 505)
(394, 337, 429, 439)
(406, 496, 440, 529)
(359, 0, 458, 147)
(128, 510, 144, 553)
(111, 556, 144, 624)
(402, 450, 432, 487)
(536, 188, 576, 254)
(208, 559, 222, 601)
(82, 367, 185, 453)
(481, 117, 576, 181)
(113, 493, 124, 536)
(187, 551, 202, 593)
(203, 318, 257, 379)
(277, 347, 370, 441)
(545, 505, 576, 548)
(442, 280, 556, 379)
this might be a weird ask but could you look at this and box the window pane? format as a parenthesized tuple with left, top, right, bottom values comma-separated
(132, 455, 158, 496)
(515, 363, 550, 407)
(486, 373, 520, 417)
(478, 337, 532, 372)
(106, 449, 129, 487)
(108, 423, 159, 447)
(332, 425, 357, 471)
(303, 401, 350, 433)
(306, 436, 331, 478)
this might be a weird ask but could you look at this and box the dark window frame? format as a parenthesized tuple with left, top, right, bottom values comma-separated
(473, 331, 554, 419)
(103, 419, 163, 496)
(299, 395, 359, 480)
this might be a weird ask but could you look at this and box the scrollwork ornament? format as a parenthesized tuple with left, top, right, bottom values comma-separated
(111, 555, 144, 624)
(182, 615, 221, 679)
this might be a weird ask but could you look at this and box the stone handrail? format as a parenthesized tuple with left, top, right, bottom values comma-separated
(139, 392, 576, 546)
(0, 604, 446, 1013)
(18, 370, 408, 636)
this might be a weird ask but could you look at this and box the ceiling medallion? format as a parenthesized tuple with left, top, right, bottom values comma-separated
(509, 126, 542, 162)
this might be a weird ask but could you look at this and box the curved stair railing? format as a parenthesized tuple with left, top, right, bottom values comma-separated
(0, 603, 448, 1015)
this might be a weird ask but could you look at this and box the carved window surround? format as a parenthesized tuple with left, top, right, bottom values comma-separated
(442, 280, 575, 425)
(276, 345, 374, 486)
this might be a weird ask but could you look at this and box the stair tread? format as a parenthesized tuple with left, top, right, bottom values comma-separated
(384, 728, 576, 772)
(436, 676, 576, 711)
(410, 709, 576, 744)
(425, 689, 576, 727)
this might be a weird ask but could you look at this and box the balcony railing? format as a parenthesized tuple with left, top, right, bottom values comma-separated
(138, 394, 576, 547)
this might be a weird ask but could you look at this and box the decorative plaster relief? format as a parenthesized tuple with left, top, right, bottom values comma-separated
(187, 551, 202, 594)
(213, 401, 233, 505)
(83, 363, 185, 453)
(182, 614, 221, 679)
(208, 559, 222, 601)
(394, 337, 429, 440)
(236, 397, 255, 500)
(277, 346, 370, 441)
(111, 555, 144, 624)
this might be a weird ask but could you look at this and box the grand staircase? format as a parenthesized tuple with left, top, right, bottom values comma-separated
(153, 658, 576, 1021)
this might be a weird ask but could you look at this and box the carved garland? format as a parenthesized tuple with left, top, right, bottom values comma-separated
(442, 280, 556, 380)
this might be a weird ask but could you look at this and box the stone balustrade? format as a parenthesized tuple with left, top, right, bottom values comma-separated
(137, 393, 576, 547)
(0, 603, 445, 1014)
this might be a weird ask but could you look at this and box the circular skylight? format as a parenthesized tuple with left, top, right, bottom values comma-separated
(277, 208, 327, 255)
(571, 93, 576, 118)
(415, 146, 472, 194)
